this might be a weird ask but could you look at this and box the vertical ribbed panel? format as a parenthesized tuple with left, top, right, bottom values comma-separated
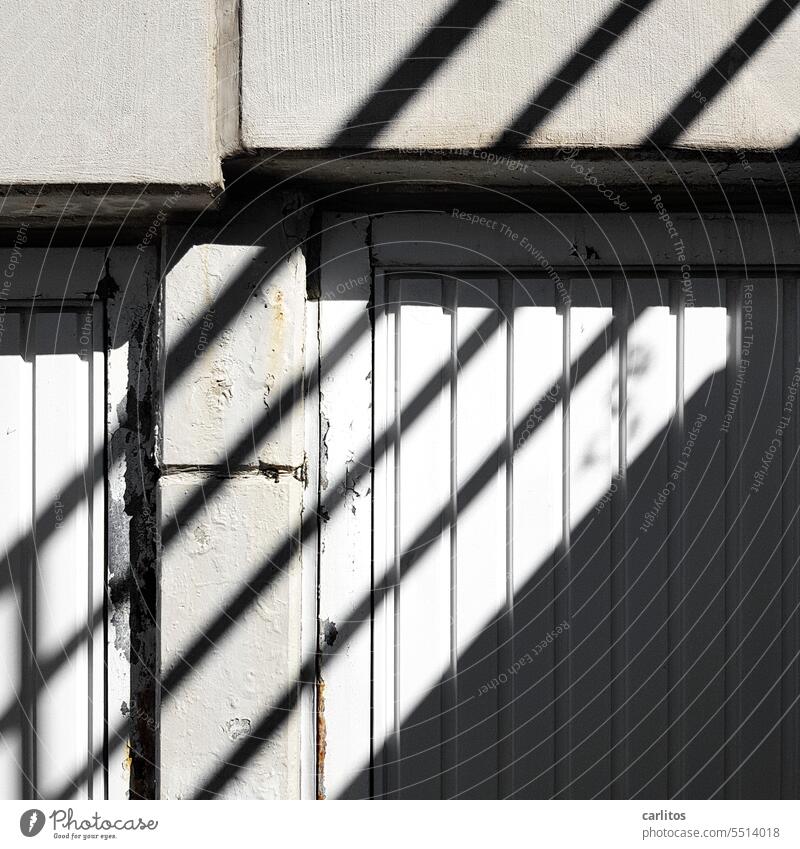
(781, 276, 800, 800)
(730, 277, 784, 800)
(623, 277, 675, 799)
(454, 277, 505, 799)
(679, 278, 727, 798)
(0, 312, 31, 799)
(366, 271, 800, 799)
(512, 278, 561, 799)
(395, 277, 450, 799)
(0, 305, 105, 800)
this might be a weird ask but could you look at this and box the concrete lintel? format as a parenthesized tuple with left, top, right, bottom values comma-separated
(0, 184, 222, 229)
(223, 147, 800, 211)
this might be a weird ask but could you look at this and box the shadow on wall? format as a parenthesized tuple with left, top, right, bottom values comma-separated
(325, 0, 799, 150)
(331, 278, 797, 800)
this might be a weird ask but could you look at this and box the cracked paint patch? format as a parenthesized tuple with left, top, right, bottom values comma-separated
(225, 717, 252, 741)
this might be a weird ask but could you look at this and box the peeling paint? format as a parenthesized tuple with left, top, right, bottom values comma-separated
(208, 366, 234, 408)
(319, 407, 330, 491)
(316, 678, 327, 800)
(116, 258, 160, 800)
(322, 618, 338, 647)
(192, 523, 213, 552)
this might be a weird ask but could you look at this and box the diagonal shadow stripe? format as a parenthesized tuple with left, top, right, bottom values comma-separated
(331, 0, 502, 147)
(0, 603, 106, 736)
(498, 0, 657, 147)
(649, 0, 800, 147)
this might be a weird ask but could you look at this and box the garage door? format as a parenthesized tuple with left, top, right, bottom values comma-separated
(0, 304, 106, 799)
(313, 212, 800, 800)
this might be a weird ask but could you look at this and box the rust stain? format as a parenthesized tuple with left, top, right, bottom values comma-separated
(316, 677, 327, 800)
(274, 288, 285, 322)
(123, 741, 133, 781)
(265, 289, 286, 403)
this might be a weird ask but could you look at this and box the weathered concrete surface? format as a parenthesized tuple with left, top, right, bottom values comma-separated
(161, 199, 308, 470)
(225, 148, 800, 214)
(158, 194, 310, 799)
(241, 0, 800, 151)
(158, 472, 303, 799)
(228, 149, 794, 188)
(1, 0, 220, 185)
(0, 185, 221, 229)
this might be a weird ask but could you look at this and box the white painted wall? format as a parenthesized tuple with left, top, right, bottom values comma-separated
(158, 197, 309, 799)
(4, 0, 798, 193)
(0, 0, 220, 185)
(158, 473, 303, 799)
(242, 0, 800, 150)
